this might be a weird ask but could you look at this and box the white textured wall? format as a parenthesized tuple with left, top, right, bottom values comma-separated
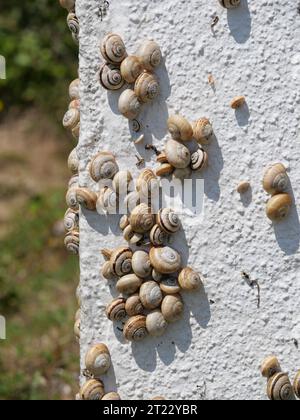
(76, 0, 300, 400)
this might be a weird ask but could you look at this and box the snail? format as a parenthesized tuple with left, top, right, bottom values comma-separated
(119, 214, 130, 231)
(123, 224, 144, 245)
(172, 167, 192, 180)
(132, 250, 152, 278)
(260, 356, 281, 379)
(101, 261, 116, 281)
(167, 115, 193, 142)
(266, 193, 292, 221)
(85, 343, 111, 377)
(157, 208, 181, 234)
(118, 89, 142, 120)
(161, 294, 184, 322)
(139, 281, 163, 310)
(263, 163, 289, 195)
(113, 170, 133, 195)
(69, 99, 80, 110)
(74, 318, 80, 340)
(68, 174, 79, 189)
(97, 187, 117, 214)
(237, 181, 250, 194)
(124, 191, 141, 213)
(156, 152, 169, 164)
(66, 187, 79, 210)
(59, 0, 75, 11)
(136, 40, 162, 71)
(106, 297, 127, 321)
(152, 269, 163, 283)
(123, 315, 148, 341)
(116, 274, 143, 295)
(231, 95, 245, 109)
(72, 32, 79, 45)
(134, 71, 160, 103)
(67, 12, 79, 36)
(64, 230, 80, 254)
(102, 392, 121, 400)
(99, 63, 124, 91)
(64, 208, 79, 231)
(125, 293, 144, 317)
(100, 33, 127, 64)
(75, 308, 81, 321)
(69, 78, 80, 100)
(72, 122, 80, 140)
(293, 371, 300, 399)
(156, 163, 174, 177)
(178, 267, 203, 291)
(130, 204, 155, 234)
(190, 148, 208, 171)
(80, 379, 105, 401)
(68, 148, 79, 174)
(160, 277, 181, 294)
(120, 56, 144, 84)
(165, 138, 191, 169)
(136, 169, 160, 198)
(219, 0, 241, 9)
(76, 188, 97, 211)
(102, 246, 133, 277)
(146, 310, 168, 337)
(267, 372, 295, 401)
(63, 108, 80, 130)
(89, 151, 119, 182)
(150, 224, 168, 246)
(149, 246, 181, 274)
(193, 118, 213, 144)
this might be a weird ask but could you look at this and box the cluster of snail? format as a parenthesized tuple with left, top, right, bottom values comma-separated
(260, 356, 300, 400)
(62, 78, 81, 141)
(99, 33, 162, 121)
(59, 0, 79, 44)
(262, 163, 293, 222)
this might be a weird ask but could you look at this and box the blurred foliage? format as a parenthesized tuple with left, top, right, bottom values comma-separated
(0, 0, 78, 121)
(0, 190, 79, 400)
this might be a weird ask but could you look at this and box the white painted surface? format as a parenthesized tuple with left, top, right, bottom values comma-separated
(76, 0, 300, 400)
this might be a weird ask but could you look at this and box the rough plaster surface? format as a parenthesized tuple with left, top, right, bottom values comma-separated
(76, 0, 300, 400)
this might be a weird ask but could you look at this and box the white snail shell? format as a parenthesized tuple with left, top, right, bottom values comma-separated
(190, 148, 208, 171)
(101, 260, 116, 281)
(64, 230, 79, 254)
(97, 187, 117, 214)
(149, 246, 181, 274)
(67, 12, 79, 36)
(63, 108, 80, 130)
(260, 356, 281, 379)
(118, 89, 142, 120)
(109, 246, 133, 277)
(106, 297, 127, 321)
(267, 372, 295, 401)
(123, 224, 144, 245)
(125, 294, 144, 317)
(160, 277, 181, 294)
(178, 267, 203, 291)
(193, 118, 213, 145)
(76, 188, 97, 211)
(120, 56, 144, 84)
(136, 169, 160, 198)
(59, 0, 75, 11)
(293, 371, 300, 399)
(165, 138, 191, 169)
(69, 78, 80, 100)
(161, 294, 184, 322)
(219, 0, 241, 9)
(66, 187, 79, 210)
(68, 148, 79, 174)
(146, 310, 168, 337)
(136, 40, 162, 71)
(130, 204, 156, 234)
(157, 208, 181, 234)
(150, 224, 168, 246)
(80, 379, 105, 401)
(113, 170, 133, 195)
(123, 315, 148, 341)
(99, 63, 124, 91)
(64, 208, 79, 231)
(100, 33, 127, 64)
(134, 71, 160, 103)
(167, 115, 193, 142)
(116, 274, 143, 295)
(89, 151, 119, 182)
(132, 250, 152, 278)
(263, 163, 289, 195)
(85, 343, 111, 377)
(266, 193, 292, 221)
(102, 392, 121, 400)
(139, 281, 163, 310)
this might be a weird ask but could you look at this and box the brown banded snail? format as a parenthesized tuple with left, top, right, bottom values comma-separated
(102, 246, 133, 277)
(68, 148, 79, 174)
(113, 170, 133, 195)
(123, 315, 148, 341)
(167, 115, 193, 142)
(64, 208, 79, 231)
(76, 188, 97, 211)
(106, 297, 127, 321)
(130, 204, 156, 234)
(190, 148, 208, 172)
(63, 108, 80, 130)
(178, 267, 203, 291)
(69, 78, 80, 100)
(125, 294, 144, 317)
(157, 208, 181, 234)
(267, 372, 295, 401)
(101, 261, 116, 281)
(64, 230, 80, 254)
(80, 379, 105, 400)
(89, 151, 119, 182)
(67, 12, 79, 36)
(156, 163, 174, 177)
(193, 118, 213, 145)
(123, 224, 144, 245)
(134, 71, 160, 103)
(99, 63, 124, 91)
(85, 343, 111, 377)
(150, 224, 168, 247)
(97, 187, 117, 214)
(100, 33, 127, 64)
(293, 371, 300, 399)
(263, 163, 289, 195)
(136, 169, 159, 198)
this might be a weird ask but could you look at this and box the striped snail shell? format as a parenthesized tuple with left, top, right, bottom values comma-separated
(89, 151, 119, 182)
(149, 246, 181, 274)
(260, 356, 281, 379)
(125, 293, 144, 317)
(101, 261, 116, 281)
(102, 392, 121, 400)
(85, 343, 111, 377)
(161, 294, 184, 322)
(165, 138, 191, 169)
(69, 78, 80, 100)
(157, 208, 181, 234)
(67, 12, 79, 36)
(63, 108, 80, 130)
(99, 63, 124, 91)
(193, 118, 213, 145)
(136, 169, 160, 198)
(116, 274, 143, 295)
(136, 40, 162, 71)
(109, 246, 133, 277)
(134, 71, 160, 103)
(68, 148, 79, 174)
(160, 277, 181, 294)
(219, 0, 241, 8)
(120, 56, 144, 84)
(178, 267, 203, 291)
(146, 310, 168, 337)
(106, 297, 127, 321)
(132, 250, 152, 279)
(150, 224, 168, 246)
(191, 148, 208, 171)
(100, 33, 127, 64)
(66, 187, 79, 210)
(76, 188, 97, 211)
(97, 187, 117, 214)
(139, 281, 163, 310)
(267, 372, 295, 401)
(64, 208, 79, 231)
(130, 204, 155, 234)
(59, 0, 75, 11)
(113, 170, 133, 195)
(64, 230, 80, 254)
(123, 315, 148, 341)
(167, 115, 193, 142)
(263, 163, 289, 195)
(293, 371, 300, 399)
(80, 379, 105, 401)
(123, 224, 144, 245)
(156, 152, 169, 164)
(156, 163, 174, 177)
(266, 193, 292, 222)
(118, 89, 142, 120)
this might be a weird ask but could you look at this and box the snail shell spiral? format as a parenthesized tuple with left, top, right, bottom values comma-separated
(89, 152, 119, 182)
(85, 343, 111, 377)
(64, 208, 79, 231)
(125, 294, 144, 317)
(134, 71, 160, 103)
(64, 230, 80, 255)
(118, 89, 142, 120)
(190, 148, 208, 171)
(161, 294, 184, 322)
(267, 372, 295, 401)
(136, 40, 162, 71)
(167, 115, 193, 142)
(80, 379, 105, 401)
(110, 246, 133, 277)
(100, 33, 127, 64)
(193, 118, 213, 145)
(67, 12, 79, 35)
(120, 56, 144, 84)
(130, 204, 156, 234)
(123, 315, 148, 342)
(157, 208, 181, 234)
(106, 297, 127, 321)
(219, 0, 241, 9)
(99, 63, 124, 91)
(150, 224, 168, 246)
(139, 281, 163, 310)
(178, 267, 203, 291)
(263, 163, 289, 195)
(149, 246, 181, 274)
(68, 148, 79, 175)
